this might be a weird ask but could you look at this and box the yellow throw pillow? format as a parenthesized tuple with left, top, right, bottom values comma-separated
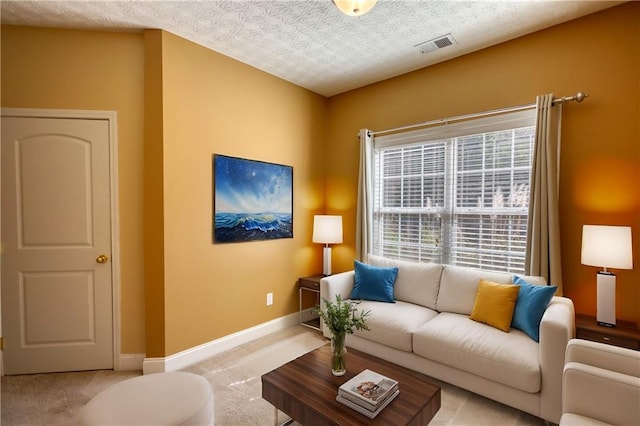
(469, 279, 520, 332)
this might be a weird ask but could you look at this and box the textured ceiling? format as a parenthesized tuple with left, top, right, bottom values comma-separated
(0, 1, 622, 97)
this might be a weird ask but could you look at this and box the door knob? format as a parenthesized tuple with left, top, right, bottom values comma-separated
(96, 255, 109, 264)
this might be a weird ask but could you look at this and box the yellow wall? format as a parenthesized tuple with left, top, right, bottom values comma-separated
(1, 26, 147, 353)
(1, 26, 326, 358)
(143, 30, 166, 357)
(326, 3, 640, 323)
(2, 2, 638, 360)
(146, 31, 327, 355)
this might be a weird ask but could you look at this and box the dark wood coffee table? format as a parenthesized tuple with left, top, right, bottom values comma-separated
(262, 344, 441, 425)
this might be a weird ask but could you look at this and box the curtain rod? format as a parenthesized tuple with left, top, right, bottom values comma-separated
(370, 91, 588, 137)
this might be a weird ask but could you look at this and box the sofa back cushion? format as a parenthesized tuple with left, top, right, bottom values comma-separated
(436, 265, 512, 315)
(367, 254, 443, 310)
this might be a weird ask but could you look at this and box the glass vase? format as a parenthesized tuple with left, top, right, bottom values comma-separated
(331, 332, 347, 376)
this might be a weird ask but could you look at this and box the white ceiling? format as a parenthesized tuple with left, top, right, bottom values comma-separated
(0, 0, 623, 97)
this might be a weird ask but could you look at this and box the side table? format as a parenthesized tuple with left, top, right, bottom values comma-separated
(298, 275, 323, 331)
(575, 313, 640, 350)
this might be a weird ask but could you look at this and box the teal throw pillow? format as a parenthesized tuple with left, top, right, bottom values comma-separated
(512, 276, 557, 342)
(352, 260, 398, 303)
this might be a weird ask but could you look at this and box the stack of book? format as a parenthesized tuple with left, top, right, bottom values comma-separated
(336, 369, 399, 418)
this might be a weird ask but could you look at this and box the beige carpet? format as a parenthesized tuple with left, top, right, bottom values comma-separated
(1, 326, 544, 425)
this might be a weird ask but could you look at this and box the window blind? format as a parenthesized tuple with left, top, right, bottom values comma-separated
(372, 109, 536, 273)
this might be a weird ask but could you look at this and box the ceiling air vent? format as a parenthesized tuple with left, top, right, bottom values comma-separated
(415, 34, 457, 55)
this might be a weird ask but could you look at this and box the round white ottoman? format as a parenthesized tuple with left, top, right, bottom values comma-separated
(81, 372, 214, 425)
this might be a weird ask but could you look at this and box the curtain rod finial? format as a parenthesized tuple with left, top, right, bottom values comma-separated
(575, 92, 588, 102)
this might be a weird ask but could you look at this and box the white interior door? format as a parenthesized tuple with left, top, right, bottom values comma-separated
(1, 114, 114, 375)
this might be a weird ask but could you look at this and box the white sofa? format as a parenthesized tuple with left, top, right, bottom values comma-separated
(320, 255, 575, 424)
(561, 339, 640, 426)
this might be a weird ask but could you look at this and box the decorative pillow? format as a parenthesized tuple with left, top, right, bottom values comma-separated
(352, 260, 398, 303)
(512, 276, 557, 342)
(469, 279, 520, 332)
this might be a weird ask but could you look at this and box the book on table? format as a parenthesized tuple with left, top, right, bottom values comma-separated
(336, 389, 400, 419)
(338, 369, 399, 412)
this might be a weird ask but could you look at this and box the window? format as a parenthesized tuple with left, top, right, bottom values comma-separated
(372, 110, 536, 273)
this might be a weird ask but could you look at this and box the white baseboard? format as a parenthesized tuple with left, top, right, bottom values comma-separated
(142, 312, 299, 375)
(119, 353, 146, 371)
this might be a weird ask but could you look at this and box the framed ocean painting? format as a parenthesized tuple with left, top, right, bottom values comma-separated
(213, 154, 293, 243)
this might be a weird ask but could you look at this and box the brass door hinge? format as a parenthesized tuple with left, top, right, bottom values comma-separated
(0, 337, 4, 350)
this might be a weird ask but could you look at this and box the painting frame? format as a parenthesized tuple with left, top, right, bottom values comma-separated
(213, 154, 293, 243)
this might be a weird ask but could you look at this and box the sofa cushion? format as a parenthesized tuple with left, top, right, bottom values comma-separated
(367, 254, 443, 310)
(350, 300, 438, 352)
(413, 312, 541, 393)
(512, 275, 557, 342)
(352, 260, 398, 303)
(469, 279, 520, 332)
(436, 265, 512, 315)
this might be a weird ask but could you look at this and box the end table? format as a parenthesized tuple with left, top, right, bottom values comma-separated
(575, 313, 640, 351)
(298, 275, 323, 331)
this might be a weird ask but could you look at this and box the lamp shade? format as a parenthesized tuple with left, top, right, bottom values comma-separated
(332, 0, 377, 16)
(581, 225, 633, 270)
(312, 215, 343, 244)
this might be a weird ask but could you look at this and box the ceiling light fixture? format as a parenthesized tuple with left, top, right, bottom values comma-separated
(332, 0, 377, 16)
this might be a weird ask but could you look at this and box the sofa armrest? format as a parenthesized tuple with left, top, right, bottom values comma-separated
(539, 296, 575, 424)
(562, 360, 640, 426)
(319, 271, 355, 338)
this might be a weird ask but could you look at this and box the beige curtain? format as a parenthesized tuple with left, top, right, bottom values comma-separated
(525, 94, 563, 294)
(356, 129, 373, 261)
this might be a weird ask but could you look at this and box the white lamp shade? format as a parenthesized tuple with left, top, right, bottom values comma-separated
(332, 0, 377, 16)
(581, 225, 633, 270)
(312, 215, 343, 244)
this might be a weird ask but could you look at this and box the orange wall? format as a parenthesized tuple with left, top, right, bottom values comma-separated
(1, 26, 147, 353)
(326, 3, 640, 323)
(146, 31, 327, 355)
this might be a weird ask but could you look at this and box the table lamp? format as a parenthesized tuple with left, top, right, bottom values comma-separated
(313, 215, 343, 276)
(581, 225, 633, 327)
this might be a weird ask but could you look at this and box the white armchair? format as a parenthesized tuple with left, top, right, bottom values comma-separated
(561, 339, 640, 426)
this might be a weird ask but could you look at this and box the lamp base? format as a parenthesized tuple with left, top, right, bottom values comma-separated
(596, 271, 616, 327)
(322, 246, 332, 276)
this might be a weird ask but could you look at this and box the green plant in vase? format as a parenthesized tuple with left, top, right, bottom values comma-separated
(313, 294, 370, 376)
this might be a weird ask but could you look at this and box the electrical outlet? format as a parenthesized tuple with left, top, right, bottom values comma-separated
(266, 292, 273, 306)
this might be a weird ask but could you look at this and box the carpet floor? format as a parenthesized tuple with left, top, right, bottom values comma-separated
(1, 326, 544, 425)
